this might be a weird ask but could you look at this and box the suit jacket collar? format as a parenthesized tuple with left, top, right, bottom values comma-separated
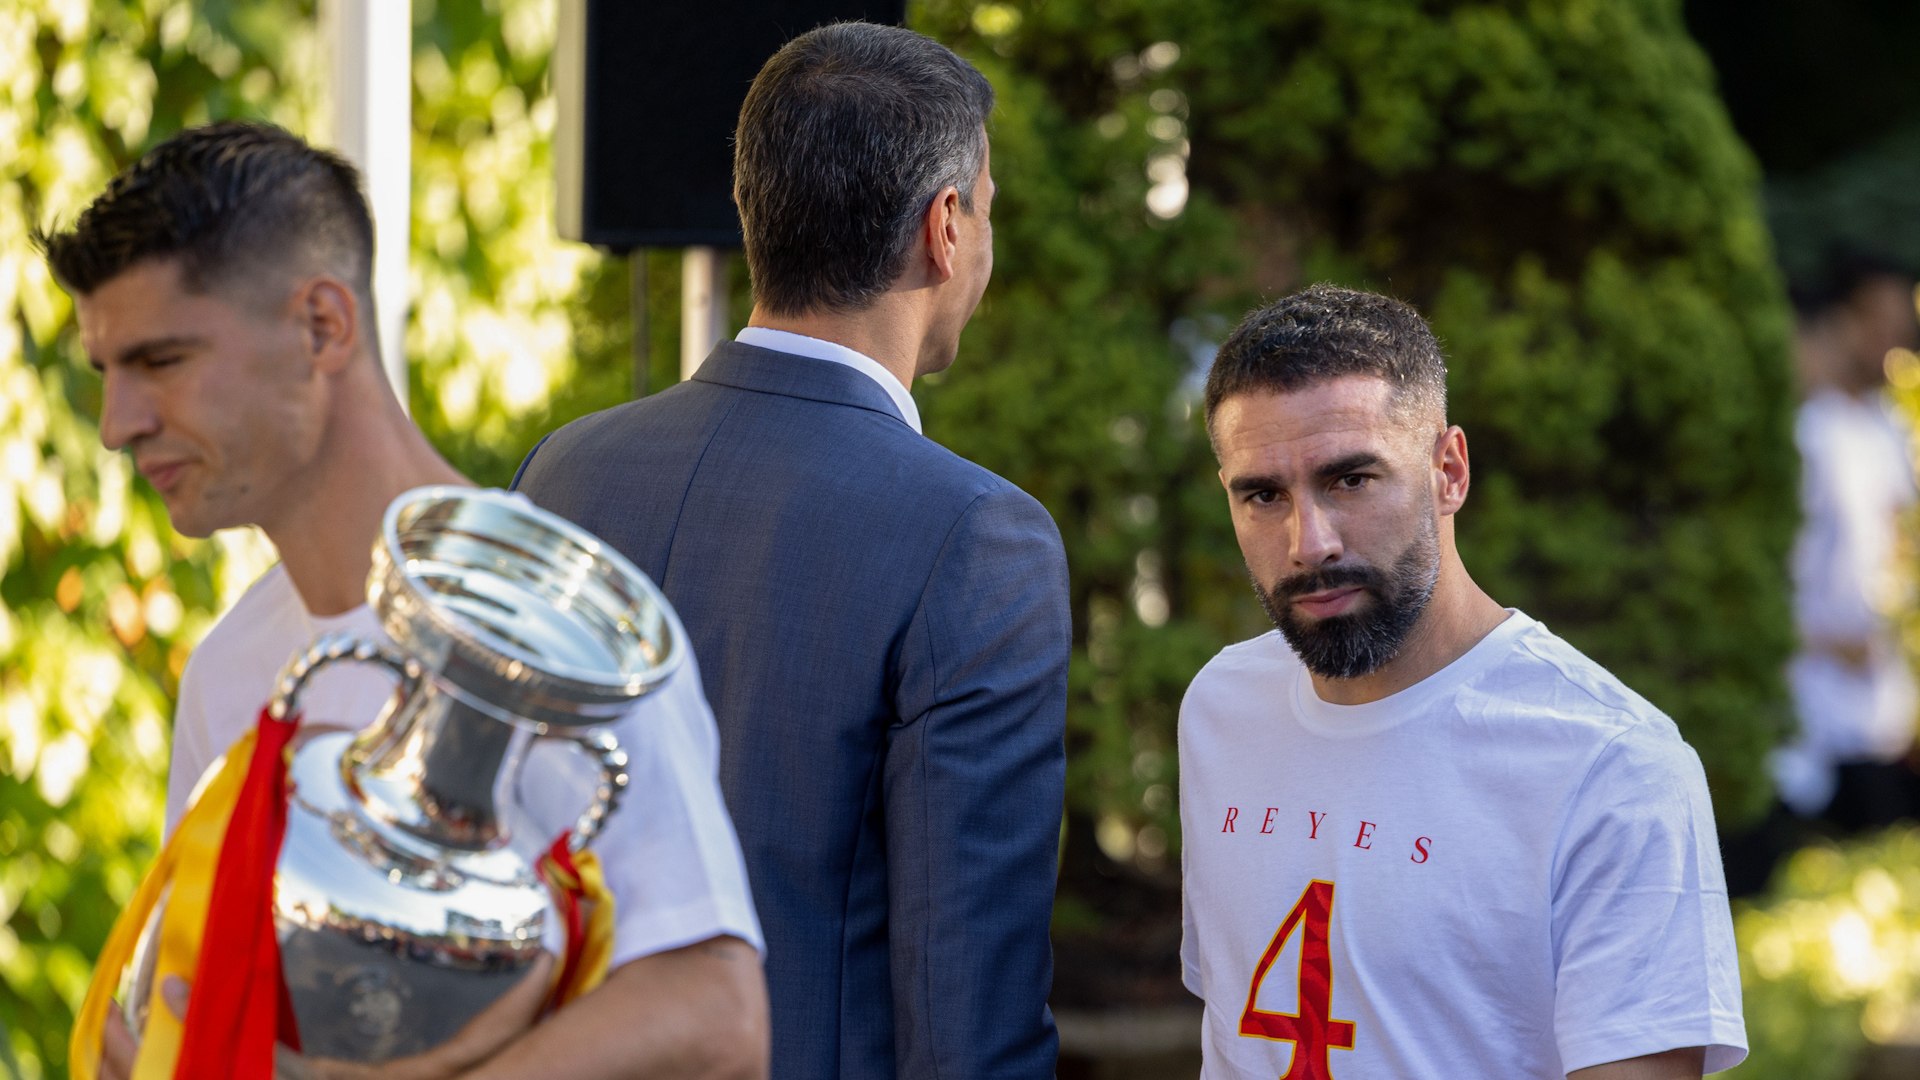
(693, 340, 911, 427)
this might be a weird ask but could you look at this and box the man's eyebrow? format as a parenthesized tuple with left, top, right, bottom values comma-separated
(88, 335, 206, 373)
(1226, 473, 1286, 495)
(1313, 452, 1385, 481)
(1225, 452, 1390, 495)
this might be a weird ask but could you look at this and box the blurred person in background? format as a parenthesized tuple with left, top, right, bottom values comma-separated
(40, 120, 766, 1080)
(1773, 249, 1920, 834)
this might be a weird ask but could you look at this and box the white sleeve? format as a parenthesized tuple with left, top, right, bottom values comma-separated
(164, 652, 219, 835)
(517, 652, 763, 967)
(1177, 692, 1203, 997)
(1549, 723, 1747, 1074)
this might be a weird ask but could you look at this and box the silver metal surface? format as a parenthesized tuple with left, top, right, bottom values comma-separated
(279, 729, 552, 1060)
(123, 487, 675, 1063)
(369, 485, 682, 729)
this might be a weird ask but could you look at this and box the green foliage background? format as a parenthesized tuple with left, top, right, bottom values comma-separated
(0, 0, 1851, 1076)
(1767, 121, 1920, 286)
(2, 4, 321, 1075)
(1733, 829, 1920, 1080)
(912, 0, 1797, 895)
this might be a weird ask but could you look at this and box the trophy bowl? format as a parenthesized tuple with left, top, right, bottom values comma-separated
(130, 486, 684, 1064)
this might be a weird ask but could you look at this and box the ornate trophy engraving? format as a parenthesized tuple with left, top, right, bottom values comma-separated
(136, 486, 682, 1062)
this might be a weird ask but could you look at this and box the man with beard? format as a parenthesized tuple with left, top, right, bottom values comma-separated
(1178, 285, 1746, 1079)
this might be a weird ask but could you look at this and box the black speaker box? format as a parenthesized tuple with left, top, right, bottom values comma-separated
(555, 0, 908, 250)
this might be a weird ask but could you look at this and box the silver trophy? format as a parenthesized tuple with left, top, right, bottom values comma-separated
(134, 486, 682, 1062)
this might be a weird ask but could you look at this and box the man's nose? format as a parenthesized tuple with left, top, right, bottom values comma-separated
(98, 373, 159, 451)
(1290, 498, 1344, 568)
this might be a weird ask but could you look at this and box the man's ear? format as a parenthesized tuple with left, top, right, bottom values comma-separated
(1433, 425, 1470, 515)
(921, 185, 962, 285)
(297, 276, 362, 374)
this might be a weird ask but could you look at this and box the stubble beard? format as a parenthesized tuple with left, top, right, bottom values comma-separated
(1252, 511, 1442, 680)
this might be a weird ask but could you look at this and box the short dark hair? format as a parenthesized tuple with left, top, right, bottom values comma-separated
(733, 22, 994, 316)
(1204, 284, 1449, 434)
(37, 121, 375, 310)
(1789, 245, 1920, 319)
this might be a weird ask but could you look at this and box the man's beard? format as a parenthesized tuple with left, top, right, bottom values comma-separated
(1252, 513, 1441, 680)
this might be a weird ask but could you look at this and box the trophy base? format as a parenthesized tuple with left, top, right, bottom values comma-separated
(279, 927, 550, 1061)
(277, 731, 556, 1062)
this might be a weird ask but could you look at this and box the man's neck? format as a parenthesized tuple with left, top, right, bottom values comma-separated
(1307, 555, 1509, 706)
(748, 301, 925, 390)
(263, 396, 468, 617)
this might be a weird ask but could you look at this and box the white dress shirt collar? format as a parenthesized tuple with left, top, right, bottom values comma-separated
(734, 326, 922, 434)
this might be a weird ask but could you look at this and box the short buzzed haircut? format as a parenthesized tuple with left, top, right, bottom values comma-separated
(1205, 284, 1449, 436)
(37, 120, 375, 319)
(733, 22, 995, 316)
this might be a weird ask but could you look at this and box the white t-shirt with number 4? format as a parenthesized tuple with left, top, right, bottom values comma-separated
(1179, 611, 1746, 1078)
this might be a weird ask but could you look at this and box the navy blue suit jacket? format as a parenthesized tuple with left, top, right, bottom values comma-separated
(512, 340, 1070, 1078)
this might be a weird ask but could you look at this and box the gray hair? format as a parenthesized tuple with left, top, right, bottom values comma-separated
(733, 22, 994, 315)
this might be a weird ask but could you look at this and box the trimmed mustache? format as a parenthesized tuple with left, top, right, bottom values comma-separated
(1272, 562, 1385, 603)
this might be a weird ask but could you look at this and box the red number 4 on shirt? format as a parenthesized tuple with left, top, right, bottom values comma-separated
(1239, 879, 1355, 1079)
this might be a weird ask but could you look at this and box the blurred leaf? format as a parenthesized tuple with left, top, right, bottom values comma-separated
(1733, 828, 1920, 1079)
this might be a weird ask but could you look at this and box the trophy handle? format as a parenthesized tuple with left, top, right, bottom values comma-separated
(562, 728, 630, 852)
(269, 632, 425, 722)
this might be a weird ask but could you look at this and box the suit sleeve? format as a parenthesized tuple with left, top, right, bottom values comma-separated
(886, 485, 1071, 1079)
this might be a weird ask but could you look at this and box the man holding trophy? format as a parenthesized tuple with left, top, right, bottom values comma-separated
(44, 121, 768, 1078)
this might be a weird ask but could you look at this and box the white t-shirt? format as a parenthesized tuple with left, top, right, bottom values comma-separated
(1179, 612, 1746, 1077)
(1775, 390, 1919, 812)
(169, 564, 763, 969)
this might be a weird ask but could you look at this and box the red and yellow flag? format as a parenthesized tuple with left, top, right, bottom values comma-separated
(72, 710, 614, 1077)
(537, 837, 615, 1006)
(71, 707, 297, 1080)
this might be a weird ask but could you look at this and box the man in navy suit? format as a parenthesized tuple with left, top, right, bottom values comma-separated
(513, 22, 1070, 1079)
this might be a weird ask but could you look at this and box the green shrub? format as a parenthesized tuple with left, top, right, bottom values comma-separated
(1767, 123, 1920, 284)
(916, 0, 1797, 879)
(1734, 828, 1920, 1079)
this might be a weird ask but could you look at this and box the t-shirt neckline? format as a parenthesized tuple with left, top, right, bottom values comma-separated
(1290, 609, 1530, 738)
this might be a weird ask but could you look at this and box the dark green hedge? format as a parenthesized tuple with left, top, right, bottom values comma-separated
(915, 0, 1797, 860)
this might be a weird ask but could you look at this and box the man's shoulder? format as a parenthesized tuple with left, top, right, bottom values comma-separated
(1185, 632, 1295, 705)
(535, 372, 948, 464)
(190, 565, 301, 657)
(679, 364, 1044, 509)
(1492, 616, 1681, 746)
(536, 380, 714, 452)
(177, 564, 311, 705)
(910, 437, 1041, 511)
(523, 371, 1050, 534)
(1201, 631, 1293, 673)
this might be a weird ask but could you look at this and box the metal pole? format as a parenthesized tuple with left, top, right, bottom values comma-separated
(680, 246, 728, 381)
(323, 0, 412, 407)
